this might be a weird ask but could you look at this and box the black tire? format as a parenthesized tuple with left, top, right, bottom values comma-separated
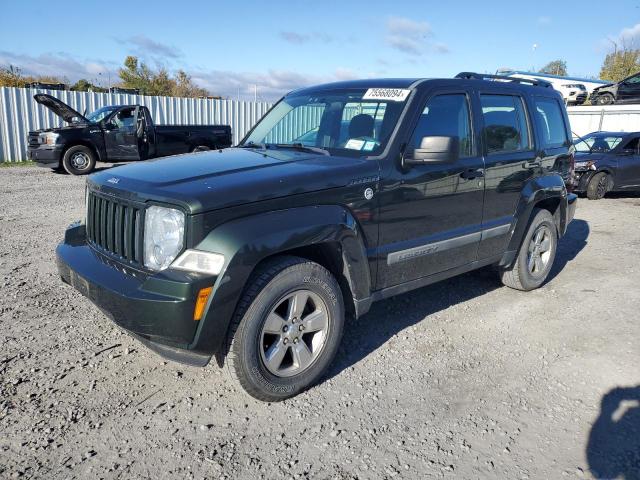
(586, 172, 610, 200)
(192, 145, 210, 152)
(62, 145, 96, 175)
(226, 256, 344, 402)
(499, 209, 558, 291)
(597, 93, 614, 105)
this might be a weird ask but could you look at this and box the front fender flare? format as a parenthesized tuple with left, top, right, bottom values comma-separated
(189, 205, 371, 354)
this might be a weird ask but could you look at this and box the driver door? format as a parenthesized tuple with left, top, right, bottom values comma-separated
(618, 75, 640, 104)
(104, 107, 141, 161)
(618, 136, 640, 187)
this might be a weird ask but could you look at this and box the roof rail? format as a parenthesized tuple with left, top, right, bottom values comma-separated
(455, 72, 552, 88)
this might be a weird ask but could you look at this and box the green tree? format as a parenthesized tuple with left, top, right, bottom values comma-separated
(0, 65, 26, 87)
(71, 79, 96, 91)
(539, 60, 567, 76)
(599, 46, 640, 82)
(172, 70, 208, 98)
(118, 56, 156, 94)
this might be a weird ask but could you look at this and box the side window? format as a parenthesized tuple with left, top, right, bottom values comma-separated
(480, 95, 530, 154)
(623, 137, 639, 153)
(113, 108, 135, 129)
(410, 94, 473, 158)
(533, 98, 568, 148)
(625, 75, 640, 84)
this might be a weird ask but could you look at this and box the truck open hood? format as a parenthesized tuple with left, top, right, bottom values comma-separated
(89, 147, 378, 214)
(34, 94, 88, 124)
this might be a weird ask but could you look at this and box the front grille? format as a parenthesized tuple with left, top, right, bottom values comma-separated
(86, 191, 144, 265)
(28, 132, 40, 147)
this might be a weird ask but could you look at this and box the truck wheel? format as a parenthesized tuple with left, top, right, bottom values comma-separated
(226, 256, 344, 401)
(586, 172, 609, 200)
(499, 209, 557, 291)
(62, 145, 96, 175)
(597, 93, 614, 105)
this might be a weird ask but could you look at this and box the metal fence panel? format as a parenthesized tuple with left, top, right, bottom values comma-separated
(567, 105, 640, 138)
(4, 86, 640, 162)
(0, 86, 272, 162)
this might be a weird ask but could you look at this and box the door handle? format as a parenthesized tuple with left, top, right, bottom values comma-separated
(460, 168, 484, 179)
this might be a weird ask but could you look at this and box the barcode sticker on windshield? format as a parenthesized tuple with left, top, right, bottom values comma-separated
(363, 88, 411, 102)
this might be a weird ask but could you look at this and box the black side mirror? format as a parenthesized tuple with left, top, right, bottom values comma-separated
(404, 136, 459, 166)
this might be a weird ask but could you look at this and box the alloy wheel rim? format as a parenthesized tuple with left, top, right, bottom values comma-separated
(70, 152, 89, 169)
(259, 289, 329, 377)
(527, 226, 552, 276)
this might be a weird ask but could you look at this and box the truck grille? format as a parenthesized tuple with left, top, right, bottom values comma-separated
(28, 132, 40, 147)
(86, 191, 144, 265)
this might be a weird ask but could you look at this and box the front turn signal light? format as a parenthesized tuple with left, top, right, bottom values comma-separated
(194, 286, 213, 321)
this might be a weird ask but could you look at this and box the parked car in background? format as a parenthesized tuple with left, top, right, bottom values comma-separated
(590, 72, 640, 105)
(28, 94, 232, 174)
(573, 131, 640, 199)
(498, 70, 609, 105)
(56, 72, 576, 401)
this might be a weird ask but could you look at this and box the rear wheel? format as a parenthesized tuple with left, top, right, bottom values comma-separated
(226, 256, 344, 401)
(62, 145, 96, 175)
(499, 209, 557, 291)
(586, 172, 610, 200)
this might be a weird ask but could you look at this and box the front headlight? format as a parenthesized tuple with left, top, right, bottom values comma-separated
(143, 205, 185, 271)
(39, 132, 59, 145)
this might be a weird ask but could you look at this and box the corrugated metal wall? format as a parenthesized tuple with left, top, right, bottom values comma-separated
(0, 86, 273, 161)
(2, 86, 640, 162)
(566, 105, 640, 137)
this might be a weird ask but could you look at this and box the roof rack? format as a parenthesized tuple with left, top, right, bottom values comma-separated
(455, 72, 552, 88)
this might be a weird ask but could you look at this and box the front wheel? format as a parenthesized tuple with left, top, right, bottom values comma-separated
(597, 93, 614, 105)
(586, 172, 610, 200)
(226, 256, 345, 401)
(62, 145, 96, 175)
(499, 209, 558, 291)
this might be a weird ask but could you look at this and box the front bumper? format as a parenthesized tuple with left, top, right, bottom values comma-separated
(28, 145, 63, 166)
(573, 170, 594, 193)
(56, 223, 217, 366)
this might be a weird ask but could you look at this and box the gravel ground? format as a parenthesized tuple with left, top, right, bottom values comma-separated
(1, 165, 639, 480)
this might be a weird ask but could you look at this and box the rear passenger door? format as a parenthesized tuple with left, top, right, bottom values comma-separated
(476, 92, 538, 260)
(530, 95, 573, 186)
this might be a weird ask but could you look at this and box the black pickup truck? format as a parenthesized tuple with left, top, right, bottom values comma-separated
(56, 73, 577, 401)
(28, 94, 232, 174)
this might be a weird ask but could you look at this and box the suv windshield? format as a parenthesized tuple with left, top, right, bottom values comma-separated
(86, 106, 119, 123)
(575, 133, 624, 153)
(241, 88, 411, 157)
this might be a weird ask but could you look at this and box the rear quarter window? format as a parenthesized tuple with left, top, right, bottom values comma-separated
(533, 97, 569, 148)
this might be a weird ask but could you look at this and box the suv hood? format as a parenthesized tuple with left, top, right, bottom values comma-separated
(34, 94, 89, 124)
(89, 148, 378, 214)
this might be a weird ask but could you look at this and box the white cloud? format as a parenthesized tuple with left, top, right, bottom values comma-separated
(279, 31, 334, 45)
(0, 51, 117, 83)
(385, 16, 448, 56)
(617, 23, 640, 44)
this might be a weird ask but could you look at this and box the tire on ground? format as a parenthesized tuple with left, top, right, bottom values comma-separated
(62, 145, 96, 175)
(226, 255, 345, 402)
(499, 208, 558, 291)
(586, 172, 610, 200)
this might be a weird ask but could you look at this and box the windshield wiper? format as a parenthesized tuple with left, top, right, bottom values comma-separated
(238, 141, 267, 150)
(271, 143, 330, 156)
